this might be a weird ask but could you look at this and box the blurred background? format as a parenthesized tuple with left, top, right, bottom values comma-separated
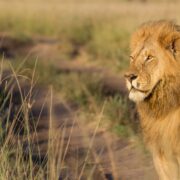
(0, 0, 179, 179)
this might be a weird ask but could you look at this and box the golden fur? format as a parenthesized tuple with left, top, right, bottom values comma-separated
(125, 20, 180, 180)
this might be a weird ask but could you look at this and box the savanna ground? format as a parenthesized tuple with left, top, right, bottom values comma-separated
(0, 0, 179, 179)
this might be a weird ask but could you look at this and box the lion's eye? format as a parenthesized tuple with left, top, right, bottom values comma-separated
(145, 55, 154, 61)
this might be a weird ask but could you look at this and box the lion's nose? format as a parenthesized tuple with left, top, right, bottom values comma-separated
(124, 73, 138, 82)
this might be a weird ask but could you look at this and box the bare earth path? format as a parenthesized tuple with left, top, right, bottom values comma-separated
(32, 92, 158, 180)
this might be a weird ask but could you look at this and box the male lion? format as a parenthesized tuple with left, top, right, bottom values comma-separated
(125, 20, 180, 180)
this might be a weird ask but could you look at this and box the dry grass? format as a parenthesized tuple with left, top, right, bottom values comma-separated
(0, 1, 179, 36)
(0, 61, 104, 179)
(0, 0, 179, 71)
(0, 0, 178, 179)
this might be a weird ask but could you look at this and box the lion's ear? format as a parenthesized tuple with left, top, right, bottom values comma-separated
(169, 38, 180, 58)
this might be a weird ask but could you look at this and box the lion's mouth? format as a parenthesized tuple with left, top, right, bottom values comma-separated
(130, 86, 149, 94)
(130, 79, 162, 95)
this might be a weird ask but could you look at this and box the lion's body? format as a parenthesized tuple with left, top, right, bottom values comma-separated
(125, 21, 180, 180)
(138, 100, 180, 180)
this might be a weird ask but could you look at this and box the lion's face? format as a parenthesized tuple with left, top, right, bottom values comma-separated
(125, 42, 164, 102)
(125, 21, 180, 102)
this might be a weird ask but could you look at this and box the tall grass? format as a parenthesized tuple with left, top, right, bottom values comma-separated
(0, 61, 106, 179)
(0, 59, 63, 179)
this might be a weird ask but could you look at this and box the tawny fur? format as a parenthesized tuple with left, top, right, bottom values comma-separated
(127, 20, 180, 180)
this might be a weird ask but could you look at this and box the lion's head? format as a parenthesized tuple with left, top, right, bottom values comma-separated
(125, 20, 180, 102)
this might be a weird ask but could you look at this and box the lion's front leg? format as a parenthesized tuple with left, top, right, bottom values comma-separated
(152, 151, 179, 180)
(153, 153, 169, 180)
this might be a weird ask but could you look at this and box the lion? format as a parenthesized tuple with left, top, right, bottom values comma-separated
(125, 20, 180, 180)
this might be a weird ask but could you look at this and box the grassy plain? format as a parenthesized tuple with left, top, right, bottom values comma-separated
(0, 0, 179, 179)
